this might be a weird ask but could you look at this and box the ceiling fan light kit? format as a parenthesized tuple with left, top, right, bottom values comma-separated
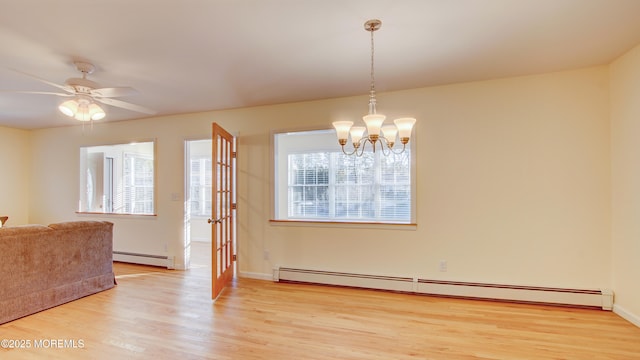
(59, 96, 106, 121)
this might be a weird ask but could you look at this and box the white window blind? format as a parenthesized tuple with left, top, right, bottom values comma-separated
(124, 153, 154, 214)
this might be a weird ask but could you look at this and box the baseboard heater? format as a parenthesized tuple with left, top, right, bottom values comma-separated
(275, 267, 613, 310)
(113, 251, 171, 268)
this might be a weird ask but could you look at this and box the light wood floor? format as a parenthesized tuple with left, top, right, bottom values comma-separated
(1, 253, 639, 359)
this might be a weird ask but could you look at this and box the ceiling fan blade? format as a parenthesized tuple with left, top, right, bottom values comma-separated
(0, 90, 73, 97)
(95, 97, 156, 115)
(91, 86, 139, 98)
(10, 68, 75, 93)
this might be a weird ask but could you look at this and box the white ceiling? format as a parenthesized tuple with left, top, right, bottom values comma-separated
(2, 0, 640, 129)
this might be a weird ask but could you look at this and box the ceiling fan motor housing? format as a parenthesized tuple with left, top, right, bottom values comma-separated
(65, 77, 99, 94)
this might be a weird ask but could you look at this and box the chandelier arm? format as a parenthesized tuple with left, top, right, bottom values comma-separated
(356, 138, 368, 157)
(379, 136, 408, 155)
(389, 143, 408, 155)
(340, 145, 359, 156)
(378, 138, 391, 156)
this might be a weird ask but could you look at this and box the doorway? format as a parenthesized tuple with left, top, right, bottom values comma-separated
(185, 139, 213, 270)
(184, 123, 237, 299)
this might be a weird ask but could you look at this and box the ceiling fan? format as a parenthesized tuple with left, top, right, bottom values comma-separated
(10, 61, 155, 121)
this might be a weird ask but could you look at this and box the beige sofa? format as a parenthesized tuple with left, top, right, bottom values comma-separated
(0, 221, 116, 324)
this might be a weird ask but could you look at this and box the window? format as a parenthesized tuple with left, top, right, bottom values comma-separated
(274, 130, 413, 223)
(79, 141, 155, 215)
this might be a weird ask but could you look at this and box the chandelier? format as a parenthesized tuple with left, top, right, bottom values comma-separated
(59, 95, 106, 122)
(332, 19, 416, 156)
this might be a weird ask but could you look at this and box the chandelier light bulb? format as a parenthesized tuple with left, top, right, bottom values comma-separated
(394, 118, 416, 144)
(362, 113, 386, 142)
(349, 126, 366, 145)
(332, 121, 353, 145)
(381, 125, 398, 147)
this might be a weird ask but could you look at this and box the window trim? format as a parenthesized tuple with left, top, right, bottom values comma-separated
(270, 126, 417, 226)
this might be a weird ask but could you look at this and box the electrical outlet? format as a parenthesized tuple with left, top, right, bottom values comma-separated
(439, 260, 447, 272)
(263, 250, 270, 261)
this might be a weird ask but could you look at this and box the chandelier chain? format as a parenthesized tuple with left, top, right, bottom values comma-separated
(370, 26, 375, 94)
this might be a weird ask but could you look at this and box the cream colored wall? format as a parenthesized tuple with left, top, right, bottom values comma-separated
(256, 67, 611, 289)
(610, 43, 640, 326)
(0, 126, 30, 225)
(29, 121, 192, 267)
(29, 66, 611, 291)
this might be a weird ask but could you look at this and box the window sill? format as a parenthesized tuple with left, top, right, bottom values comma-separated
(269, 219, 416, 230)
